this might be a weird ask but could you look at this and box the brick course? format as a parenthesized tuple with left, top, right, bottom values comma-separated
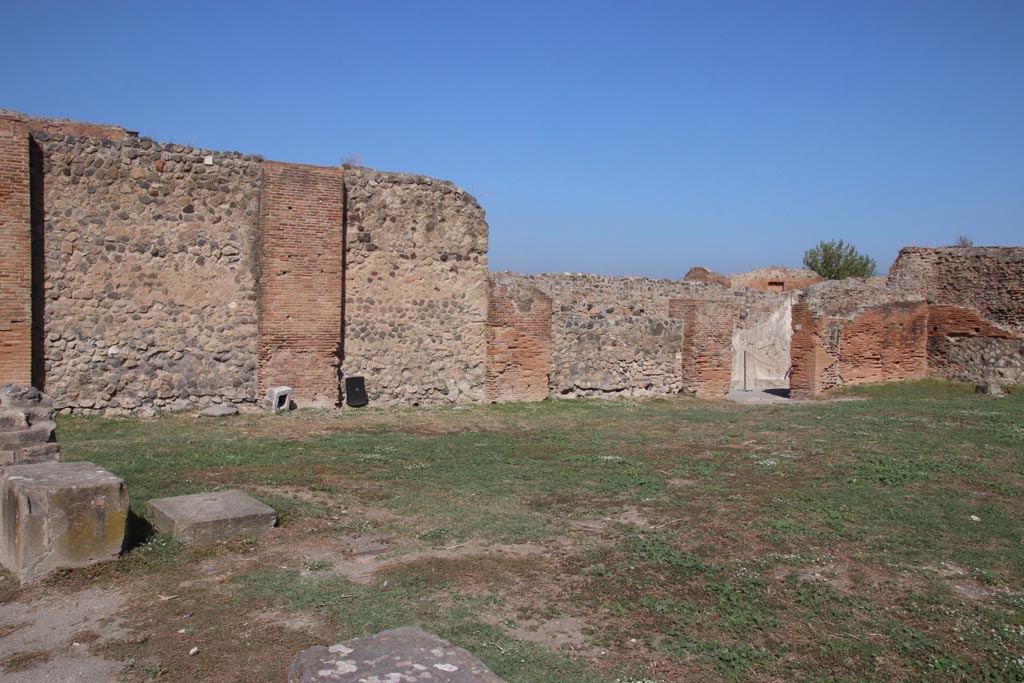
(258, 162, 345, 408)
(485, 278, 552, 402)
(671, 299, 739, 398)
(0, 124, 31, 386)
(790, 280, 928, 396)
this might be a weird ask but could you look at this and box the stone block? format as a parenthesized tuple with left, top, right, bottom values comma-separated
(266, 386, 293, 413)
(146, 489, 275, 544)
(0, 461, 128, 584)
(289, 626, 506, 683)
(0, 442, 61, 466)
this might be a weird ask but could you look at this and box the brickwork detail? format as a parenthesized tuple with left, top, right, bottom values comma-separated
(342, 168, 488, 405)
(790, 280, 928, 396)
(258, 162, 344, 408)
(0, 124, 31, 386)
(485, 277, 552, 402)
(672, 299, 740, 398)
(889, 247, 1024, 383)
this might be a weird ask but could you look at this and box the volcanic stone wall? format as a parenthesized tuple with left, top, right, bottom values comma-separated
(888, 247, 1024, 384)
(491, 273, 787, 398)
(258, 162, 344, 407)
(32, 130, 263, 413)
(0, 123, 31, 387)
(341, 167, 489, 405)
(485, 275, 552, 402)
(790, 280, 928, 396)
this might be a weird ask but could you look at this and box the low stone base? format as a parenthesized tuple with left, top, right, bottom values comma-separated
(146, 489, 276, 544)
(0, 461, 128, 584)
(289, 626, 506, 682)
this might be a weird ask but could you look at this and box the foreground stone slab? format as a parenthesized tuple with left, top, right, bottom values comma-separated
(289, 626, 506, 683)
(0, 461, 128, 584)
(146, 489, 275, 544)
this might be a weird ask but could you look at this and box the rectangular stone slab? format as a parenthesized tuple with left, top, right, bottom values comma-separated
(146, 489, 276, 544)
(289, 626, 506, 682)
(0, 461, 128, 585)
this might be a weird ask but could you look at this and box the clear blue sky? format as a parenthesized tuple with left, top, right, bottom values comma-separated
(2, 1, 1021, 278)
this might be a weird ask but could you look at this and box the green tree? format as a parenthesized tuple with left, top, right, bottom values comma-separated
(802, 240, 877, 279)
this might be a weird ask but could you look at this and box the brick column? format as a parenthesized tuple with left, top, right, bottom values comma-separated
(257, 162, 345, 407)
(485, 279, 552, 402)
(0, 124, 31, 386)
(671, 299, 738, 399)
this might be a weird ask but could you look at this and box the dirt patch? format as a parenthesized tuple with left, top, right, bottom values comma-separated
(0, 587, 128, 683)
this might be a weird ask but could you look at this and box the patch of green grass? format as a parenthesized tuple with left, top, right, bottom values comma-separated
(53, 380, 1024, 682)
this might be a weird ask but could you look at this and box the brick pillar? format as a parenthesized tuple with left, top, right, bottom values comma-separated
(257, 162, 345, 408)
(671, 299, 738, 399)
(0, 124, 31, 386)
(788, 301, 820, 397)
(486, 279, 552, 402)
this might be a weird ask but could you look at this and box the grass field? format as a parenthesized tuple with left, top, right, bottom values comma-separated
(3, 380, 1022, 682)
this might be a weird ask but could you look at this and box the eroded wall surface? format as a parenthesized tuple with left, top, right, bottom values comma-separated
(34, 132, 263, 413)
(889, 247, 1024, 384)
(790, 280, 928, 396)
(491, 273, 789, 398)
(342, 168, 489, 405)
(486, 275, 552, 402)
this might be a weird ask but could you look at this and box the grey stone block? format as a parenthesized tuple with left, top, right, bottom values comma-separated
(146, 489, 275, 544)
(289, 626, 506, 683)
(0, 461, 128, 584)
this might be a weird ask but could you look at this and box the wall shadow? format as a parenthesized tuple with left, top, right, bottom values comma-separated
(29, 138, 45, 392)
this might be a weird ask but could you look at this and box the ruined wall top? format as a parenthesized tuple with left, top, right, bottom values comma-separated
(888, 246, 1024, 332)
(0, 109, 129, 141)
(801, 279, 924, 319)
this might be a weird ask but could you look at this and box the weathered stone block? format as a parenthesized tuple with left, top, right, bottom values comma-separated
(146, 489, 275, 544)
(266, 386, 292, 413)
(0, 461, 128, 584)
(288, 626, 505, 683)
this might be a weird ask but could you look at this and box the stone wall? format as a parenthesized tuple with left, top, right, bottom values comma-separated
(790, 280, 928, 396)
(491, 273, 789, 398)
(341, 167, 489, 405)
(0, 123, 31, 387)
(485, 276, 552, 402)
(33, 130, 263, 413)
(888, 247, 1024, 384)
(258, 162, 344, 408)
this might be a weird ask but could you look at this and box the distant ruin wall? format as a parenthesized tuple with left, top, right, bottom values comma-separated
(889, 247, 1024, 333)
(790, 281, 928, 396)
(342, 167, 489, 405)
(258, 162, 344, 408)
(0, 123, 31, 387)
(729, 267, 824, 292)
(889, 247, 1024, 383)
(34, 131, 263, 413)
(485, 276, 552, 402)
(493, 273, 788, 398)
